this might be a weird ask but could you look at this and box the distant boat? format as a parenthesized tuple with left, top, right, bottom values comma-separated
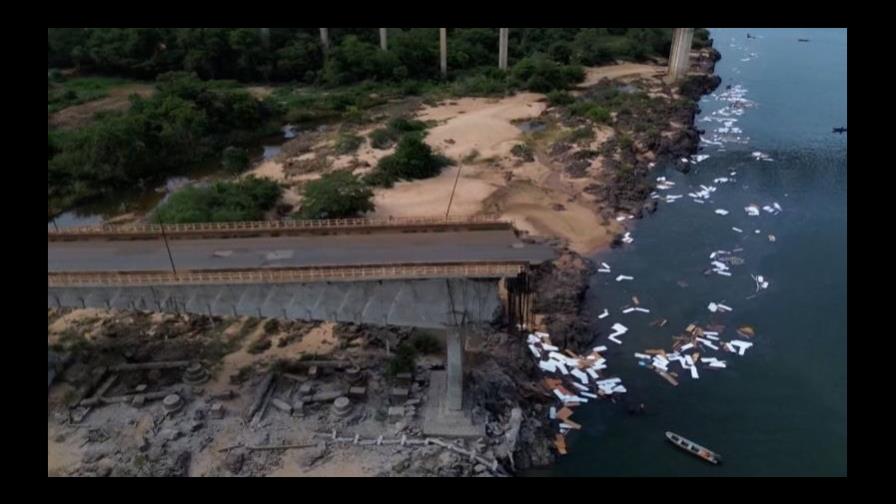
(832, 127, 847, 134)
(798, 38, 810, 42)
(665, 431, 722, 464)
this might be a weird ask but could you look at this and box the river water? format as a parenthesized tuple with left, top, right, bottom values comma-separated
(540, 28, 847, 476)
(48, 124, 298, 230)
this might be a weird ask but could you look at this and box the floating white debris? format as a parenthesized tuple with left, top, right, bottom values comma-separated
(773, 202, 782, 212)
(745, 204, 760, 216)
(690, 365, 700, 379)
(696, 338, 719, 350)
(622, 232, 634, 244)
(601, 262, 611, 270)
(717, 303, 733, 312)
(529, 345, 541, 358)
(693, 154, 710, 163)
(633, 307, 651, 313)
(571, 369, 589, 385)
(715, 209, 729, 216)
(716, 270, 732, 277)
(768, 234, 776, 242)
(598, 309, 609, 319)
(609, 323, 629, 337)
(692, 199, 705, 204)
(729, 340, 754, 356)
(615, 275, 634, 282)
(732, 227, 743, 233)
(593, 345, 607, 353)
(634, 353, 651, 360)
(680, 342, 695, 352)
(549, 407, 557, 419)
(755, 229, 761, 234)
(713, 177, 730, 183)
(751, 274, 770, 292)
(622, 307, 636, 314)
(708, 302, 719, 312)
(598, 268, 611, 273)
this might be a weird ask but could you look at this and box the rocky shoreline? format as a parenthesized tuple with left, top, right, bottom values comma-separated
(484, 46, 722, 471)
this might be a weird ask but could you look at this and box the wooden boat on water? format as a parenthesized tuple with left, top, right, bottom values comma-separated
(665, 431, 722, 464)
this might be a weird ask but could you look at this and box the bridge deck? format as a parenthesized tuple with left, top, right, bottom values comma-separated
(48, 229, 555, 273)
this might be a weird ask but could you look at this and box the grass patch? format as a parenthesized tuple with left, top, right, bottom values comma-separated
(47, 75, 134, 114)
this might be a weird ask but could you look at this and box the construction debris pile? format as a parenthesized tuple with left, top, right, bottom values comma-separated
(633, 322, 757, 386)
(525, 331, 626, 455)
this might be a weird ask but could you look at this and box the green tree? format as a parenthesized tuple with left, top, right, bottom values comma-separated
(222, 146, 250, 172)
(299, 170, 374, 219)
(371, 133, 449, 185)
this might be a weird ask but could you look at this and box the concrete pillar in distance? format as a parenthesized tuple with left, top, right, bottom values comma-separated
(380, 28, 388, 50)
(667, 28, 694, 82)
(498, 28, 509, 70)
(440, 28, 448, 77)
(260, 28, 270, 48)
(320, 28, 330, 52)
(446, 330, 463, 411)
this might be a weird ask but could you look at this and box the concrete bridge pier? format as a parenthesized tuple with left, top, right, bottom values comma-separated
(379, 28, 388, 50)
(667, 28, 694, 82)
(445, 330, 464, 411)
(440, 28, 448, 77)
(498, 28, 509, 70)
(320, 28, 329, 52)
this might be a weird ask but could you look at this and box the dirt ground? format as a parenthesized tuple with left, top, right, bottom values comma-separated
(49, 83, 156, 130)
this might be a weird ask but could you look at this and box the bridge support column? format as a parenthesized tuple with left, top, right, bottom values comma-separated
(440, 28, 448, 77)
(498, 28, 509, 70)
(445, 330, 464, 411)
(320, 28, 329, 52)
(667, 28, 694, 83)
(379, 28, 388, 50)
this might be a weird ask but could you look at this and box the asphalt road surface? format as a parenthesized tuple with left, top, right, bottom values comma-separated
(48, 230, 555, 272)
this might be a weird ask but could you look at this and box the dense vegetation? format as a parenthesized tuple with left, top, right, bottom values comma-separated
(48, 72, 279, 211)
(49, 28, 710, 86)
(48, 28, 713, 216)
(298, 170, 374, 219)
(152, 177, 282, 223)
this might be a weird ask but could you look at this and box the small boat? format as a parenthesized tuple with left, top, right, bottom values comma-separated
(665, 431, 722, 464)
(832, 127, 847, 134)
(798, 38, 810, 42)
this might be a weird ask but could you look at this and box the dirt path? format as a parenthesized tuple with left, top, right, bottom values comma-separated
(577, 63, 665, 88)
(49, 83, 156, 130)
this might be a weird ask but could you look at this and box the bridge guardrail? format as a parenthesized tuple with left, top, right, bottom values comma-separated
(48, 215, 513, 241)
(48, 262, 527, 287)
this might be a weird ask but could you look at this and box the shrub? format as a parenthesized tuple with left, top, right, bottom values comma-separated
(547, 90, 574, 106)
(510, 143, 535, 162)
(369, 134, 450, 186)
(411, 333, 441, 354)
(585, 105, 611, 123)
(387, 117, 427, 133)
(153, 176, 282, 224)
(386, 344, 417, 377)
(221, 146, 250, 173)
(511, 55, 585, 93)
(334, 133, 364, 154)
(298, 170, 374, 219)
(369, 128, 397, 149)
